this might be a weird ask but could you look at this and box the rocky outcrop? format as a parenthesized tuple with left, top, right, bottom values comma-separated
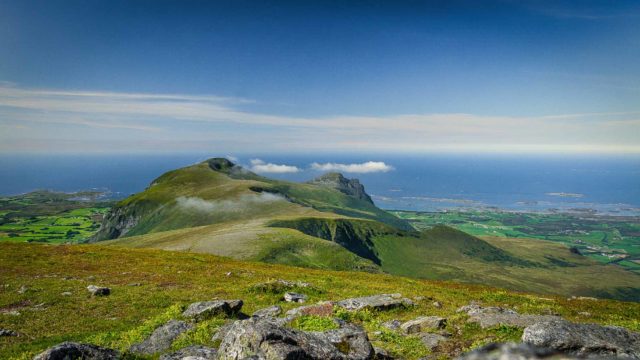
(87, 285, 110, 296)
(400, 316, 447, 334)
(159, 345, 217, 360)
(90, 205, 141, 241)
(523, 320, 640, 358)
(419, 333, 448, 351)
(216, 317, 374, 360)
(336, 294, 414, 311)
(307, 173, 374, 205)
(457, 304, 560, 328)
(33, 342, 119, 360)
(129, 320, 193, 355)
(456, 342, 574, 360)
(252, 305, 282, 318)
(182, 300, 243, 321)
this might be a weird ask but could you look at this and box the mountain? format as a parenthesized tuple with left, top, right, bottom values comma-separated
(94, 158, 640, 301)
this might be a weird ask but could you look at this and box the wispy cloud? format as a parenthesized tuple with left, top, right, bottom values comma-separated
(1, 84, 639, 154)
(250, 159, 300, 173)
(310, 161, 394, 173)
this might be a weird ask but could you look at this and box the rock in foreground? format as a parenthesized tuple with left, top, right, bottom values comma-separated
(33, 342, 119, 360)
(217, 316, 374, 359)
(129, 320, 193, 355)
(182, 300, 243, 321)
(523, 320, 640, 358)
(458, 304, 559, 328)
(87, 285, 111, 297)
(336, 294, 414, 312)
(159, 345, 217, 360)
(456, 342, 576, 360)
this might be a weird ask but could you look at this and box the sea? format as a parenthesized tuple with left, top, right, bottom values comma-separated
(1, 153, 639, 216)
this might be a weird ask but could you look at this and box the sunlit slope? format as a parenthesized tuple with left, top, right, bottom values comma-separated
(93, 158, 410, 241)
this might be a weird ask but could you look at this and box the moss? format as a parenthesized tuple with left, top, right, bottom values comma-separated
(290, 315, 340, 332)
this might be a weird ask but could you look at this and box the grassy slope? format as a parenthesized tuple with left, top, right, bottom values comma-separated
(372, 227, 640, 301)
(1, 242, 639, 360)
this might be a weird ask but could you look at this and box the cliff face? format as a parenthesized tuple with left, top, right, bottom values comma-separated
(306, 172, 374, 205)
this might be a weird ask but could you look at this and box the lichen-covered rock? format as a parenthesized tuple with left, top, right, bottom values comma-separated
(252, 305, 282, 318)
(523, 320, 640, 358)
(182, 300, 243, 321)
(419, 333, 448, 351)
(373, 347, 394, 359)
(283, 292, 307, 303)
(400, 316, 447, 334)
(33, 342, 119, 360)
(87, 285, 110, 296)
(130, 320, 193, 355)
(286, 302, 334, 318)
(159, 345, 217, 360)
(457, 304, 559, 328)
(456, 342, 574, 360)
(336, 294, 414, 312)
(217, 317, 374, 359)
(381, 320, 402, 331)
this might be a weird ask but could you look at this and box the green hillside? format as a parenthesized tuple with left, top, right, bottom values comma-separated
(91, 158, 640, 301)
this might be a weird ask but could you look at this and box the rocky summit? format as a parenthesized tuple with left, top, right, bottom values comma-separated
(306, 172, 375, 204)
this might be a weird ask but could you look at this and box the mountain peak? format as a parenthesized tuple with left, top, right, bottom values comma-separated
(308, 172, 374, 204)
(206, 158, 236, 172)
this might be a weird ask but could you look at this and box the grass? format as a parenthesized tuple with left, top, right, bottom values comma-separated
(1, 242, 639, 359)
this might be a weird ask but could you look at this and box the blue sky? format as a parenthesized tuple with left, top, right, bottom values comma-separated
(1, 0, 639, 154)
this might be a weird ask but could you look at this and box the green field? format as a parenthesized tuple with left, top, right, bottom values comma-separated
(1, 242, 639, 360)
(392, 210, 640, 274)
(0, 191, 112, 244)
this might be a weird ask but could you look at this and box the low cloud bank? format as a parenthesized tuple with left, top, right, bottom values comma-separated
(250, 159, 300, 173)
(176, 193, 285, 213)
(310, 161, 394, 173)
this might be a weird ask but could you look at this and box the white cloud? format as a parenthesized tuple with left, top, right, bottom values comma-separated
(310, 161, 394, 173)
(175, 193, 284, 212)
(1, 84, 639, 154)
(249, 159, 300, 173)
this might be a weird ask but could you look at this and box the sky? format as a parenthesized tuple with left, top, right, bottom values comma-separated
(0, 0, 639, 154)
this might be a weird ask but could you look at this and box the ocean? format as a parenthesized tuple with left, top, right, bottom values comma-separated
(1, 153, 639, 216)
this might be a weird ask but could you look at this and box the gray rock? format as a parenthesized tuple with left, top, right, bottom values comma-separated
(182, 300, 243, 321)
(33, 342, 119, 360)
(217, 316, 374, 360)
(159, 345, 217, 360)
(60, 291, 72, 296)
(458, 304, 559, 329)
(252, 305, 282, 318)
(0, 329, 17, 337)
(87, 285, 111, 296)
(456, 342, 574, 360)
(286, 302, 335, 318)
(336, 294, 414, 312)
(381, 320, 402, 330)
(523, 320, 640, 358)
(373, 347, 394, 359)
(432, 301, 442, 309)
(211, 321, 236, 343)
(401, 316, 447, 334)
(129, 320, 193, 355)
(284, 292, 307, 303)
(419, 333, 448, 351)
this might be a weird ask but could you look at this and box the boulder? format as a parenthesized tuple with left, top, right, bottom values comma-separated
(252, 305, 282, 318)
(456, 342, 574, 360)
(159, 345, 217, 360)
(419, 333, 448, 351)
(381, 320, 402, 331)
(217, 316, 374, 359)
(33, 342, 119, 360)
(211, 321, 236, 343)
(523, 320, 640, 358)
(336, 294, 414, 312)
(129, 320, 193, 355)
(87, 285, 110, 296)
(284, 292, 307, 303)
(400, 316, 447, 334)
(183, 300, 243, 321)
(457, 304, 559, 329)
(0, 329, 17, 337)
(373, 347, 394, 359)
(286, 302, 335, 318)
